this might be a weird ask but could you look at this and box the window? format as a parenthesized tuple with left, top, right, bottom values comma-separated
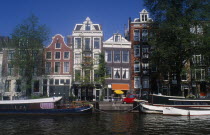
(55, 43, 61, 48)
(94, 38, 100, 49)
(114, 50, 120, 63)
(106, 67, 112, 78)
(134, 45, 140, 57)
(94, 70, 99, 81)
(134, 30, 140, 41)
(55, 52, 60, 59)
(75, 53, 81, 64)
(114, 35, 120, 42)
(94, 54, 99, 65)
(60, 79, 65, 85)
(75, 38, 81, 49)
(134, 77, 140, 88)
(122, 51, 129, 63)
(142, 15, 144, 21)
(50, 79, 54, 85)
(134, 61, 140, 72)
(64, 52, 69, 59)
(75, 70, 81, 81)
(55, 62, 60, 73)
(66, 79, 70, 84)
(113, 68, 121, 79)
(33, 80, 39, 92)
(84, 38, 90, 50)
(55, 79, 59, 85)
(192, 55, 202, 64)
(85, 70, 90, 80)
(105, 50, 112, 62)
(145, 15, 148, 21)
(46, 52, 51, 59)
(5, 80, 11, 92)
(122, 68, 129, 79)
(142, 63, 149, 69)
(163, 73, 169, 80)
(142, 29, 148, 42)
(194, 69, 205, 81)
(16, 80, 21, 92)
(181, 73, 187, 80)
(142, 77, 149, 88)
(8, 50, 14, 60)
(45, 62, 51, 74)
(7, 63, 14, 76)
(85, 23, 90, 30)
(64, 62, 69, 73)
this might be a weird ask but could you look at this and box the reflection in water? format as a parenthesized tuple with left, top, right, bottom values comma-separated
(0, 113, 210, 135)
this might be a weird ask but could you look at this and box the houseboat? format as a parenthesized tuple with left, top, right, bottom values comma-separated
(0, 97, 93, 114)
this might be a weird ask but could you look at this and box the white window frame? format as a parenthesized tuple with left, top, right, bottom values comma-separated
(134, 29, 140, 41)
(134, 77, 140, 88)
(84, 38, 91, 50)
(113, 50, 121, 63)
(55, 43, 61, 49)
(134, 61, 140, 72)
(142, 77, 149, 88)
(113, 68, 121, 79)
(93, 37, 100, 49)
(94, 54, 99, 65)
(105, 50, 112, 63)
(55, 51, 61, 60)
(74, 37, 82, 49)
(46, 51, 52, 60)
(134, 45, 140, 57)
(63, 51, 70, 60)
(74, 53, 81, 64)
(106, 67, 112, 79)
(122, 68, 129, 80)
(54, 62, 60, 73)
(122, 50, 129, 63)
(63, 62, 70, 73)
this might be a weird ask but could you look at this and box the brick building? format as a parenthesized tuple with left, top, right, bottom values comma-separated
(127, 9, 153, 97)
(44, 34, 73, 99)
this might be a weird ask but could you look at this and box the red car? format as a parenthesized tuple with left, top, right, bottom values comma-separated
(122, 94, 137, 104)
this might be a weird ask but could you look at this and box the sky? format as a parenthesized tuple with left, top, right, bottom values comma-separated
(0, 0, 145, 45)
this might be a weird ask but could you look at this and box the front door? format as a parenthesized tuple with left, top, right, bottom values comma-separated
(96, 90, 100, 101)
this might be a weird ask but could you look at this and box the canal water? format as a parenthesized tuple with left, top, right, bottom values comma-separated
(1, 112, 210, 135)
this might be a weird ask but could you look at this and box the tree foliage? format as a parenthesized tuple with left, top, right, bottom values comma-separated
(10, 14, 50, 96)
(144, 0, 210, 95)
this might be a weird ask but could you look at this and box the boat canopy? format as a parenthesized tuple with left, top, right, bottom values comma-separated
(0, 97, 62, 104)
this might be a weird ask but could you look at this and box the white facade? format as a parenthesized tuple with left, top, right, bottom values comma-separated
(71, 17, 103, 101)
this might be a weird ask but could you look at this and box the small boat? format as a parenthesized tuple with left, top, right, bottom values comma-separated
(0, 97, 93, 115)
(139, 94, 185, 114)
(140, 94, 210, 114)
(163, 107, 210, 116)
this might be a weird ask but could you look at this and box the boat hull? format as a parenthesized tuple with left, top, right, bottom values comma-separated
(140, 103, 163, 114)
(0, 106, 93, 115)
(163, 107, 210, 116)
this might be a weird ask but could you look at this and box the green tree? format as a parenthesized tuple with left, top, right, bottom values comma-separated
(144, 0, 210, 95)
(10, 14, 50, 97)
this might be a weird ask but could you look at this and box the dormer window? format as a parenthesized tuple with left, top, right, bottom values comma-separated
(85, 23, 90, 30)
(114, 34, 121, 42)
(56, 43, 61, 49)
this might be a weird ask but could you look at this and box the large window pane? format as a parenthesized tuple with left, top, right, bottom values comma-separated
(75, 38, 81, 49)
(122, 51, 129, 63)
(55, 62, 60, 73)
(113, 68, 121, 79)
(114, 50, 120, 63)
(64, 62, 69, 73)
(94, 38, 100, 49)
(134, 45, 140, 57)
(105, 51, 112, 62)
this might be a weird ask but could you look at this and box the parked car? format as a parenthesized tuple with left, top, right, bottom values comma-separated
(122, 94, 137, 104)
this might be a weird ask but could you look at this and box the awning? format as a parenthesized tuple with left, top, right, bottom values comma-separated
(112, 84, 129, 90)
(114, 90, 124, 94)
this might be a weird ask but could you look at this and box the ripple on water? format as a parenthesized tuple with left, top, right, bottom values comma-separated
(0, 113, 210, 135)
